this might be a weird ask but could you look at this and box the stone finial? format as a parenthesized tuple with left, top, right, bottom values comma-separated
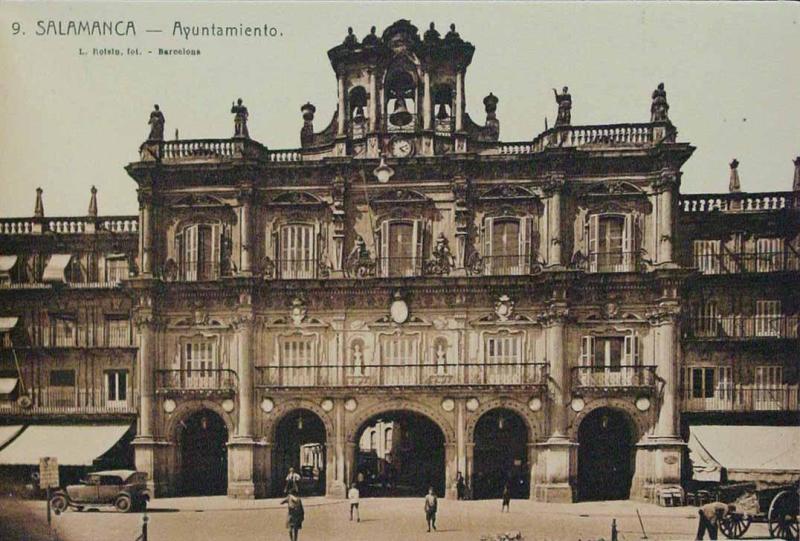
(300, 102, 316, 147)
(34, 187, 44, 217)
(88, 186, 98, 217)
(729, 159, 741, 193)
(793, 156, 800, 192)
(483, 93, 498, 115)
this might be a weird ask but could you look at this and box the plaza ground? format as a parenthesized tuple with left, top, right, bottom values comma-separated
(1, 496, 782, 541)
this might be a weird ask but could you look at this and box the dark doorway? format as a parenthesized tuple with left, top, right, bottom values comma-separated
(178, 409, 228, 496)
(473, 408, 530, 499)
(577, 407, 634, 501)
(273, 409, 327, 496)
(354, 411, 445, 497)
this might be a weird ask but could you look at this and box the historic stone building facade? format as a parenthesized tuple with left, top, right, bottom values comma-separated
(1, 20, 797, 503)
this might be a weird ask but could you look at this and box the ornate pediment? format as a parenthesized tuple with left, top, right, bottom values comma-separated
(369, 188, 431, 206)
(171, 194, 229, 207)
(478, 183, 537, 201)
(269, 191, 324, 206)
(580, 181, 645, 198)
(369, 314, 429, 327)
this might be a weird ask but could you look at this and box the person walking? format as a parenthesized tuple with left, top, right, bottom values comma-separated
(456, 472, 466, 500)
(348, 483, 360, 522)
(281, 487, 304, 541)
(424, 486, 438, 532)
(696, 501, 734, 540)
(501, 482, 511, 512)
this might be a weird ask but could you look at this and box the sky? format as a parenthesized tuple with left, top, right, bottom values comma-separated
(0, 1, 798, 217)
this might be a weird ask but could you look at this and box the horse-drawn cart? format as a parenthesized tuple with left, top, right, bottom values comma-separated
(719, 482, 799, 540)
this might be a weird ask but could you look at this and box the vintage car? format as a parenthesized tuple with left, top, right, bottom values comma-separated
(49, 470, 150, 513)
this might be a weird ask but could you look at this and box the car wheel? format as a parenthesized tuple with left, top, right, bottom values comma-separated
(115, 495, 133, 513)
(50, 494, 68, 513)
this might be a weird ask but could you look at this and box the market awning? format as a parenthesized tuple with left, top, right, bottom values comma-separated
(0, 378, 19, 395)
(688, 425, 800, 483)
(42, 254, 72, 282)
(0, 255, 18, 273)
(0, 424, 132, 466)
(0, 317, 18, 332)
(0, 425, 24, 450)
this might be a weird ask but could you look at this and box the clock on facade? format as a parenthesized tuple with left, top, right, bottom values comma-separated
(389, 137, 414, 158)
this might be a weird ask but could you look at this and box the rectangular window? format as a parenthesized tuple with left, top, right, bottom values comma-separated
(279, 224, 316, 279)
(106, 318, 131, 347)
(686, 366, 732, 409)
(53, 316, 76, 347)
(756, 238, 784, 272)
(105, 370, 128, 405)
(105, 257, 128, 283)
(180, 224, 220, 281)
(483, 217, 533, 275)
(755, 300, 782, 337)
(592, 337, 624, 370)
(183, 339, 217, 388)
(588, 214, 636, 272)
(381, 335, 418, 385)
(485, 335, 522, 384)
(281, 338, 315, 386)
(754, 366, 784, 411)
(693, 240, 721, 274)
(693, 301, 719, 337)
(48, 369, 76, 407)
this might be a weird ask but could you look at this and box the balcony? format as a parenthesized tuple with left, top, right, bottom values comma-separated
(179, 260, 222, 282)
(467, 254, 536, 276)
(377, 256, 423, 278)
(681, 385, 800, 412)
(589, 251, 639, 273)
(571, 365, 657, 393)
(684, 315, 800, 340)
(692, 249, 800, 275)
(257, 362, 549, 389)
(274, 259, 325, 280)
(156, 369, 238, 398)
(0, 388, 137, 416)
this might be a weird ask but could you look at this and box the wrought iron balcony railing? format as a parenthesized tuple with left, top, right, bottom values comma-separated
(156, 369, 238, 393)
(684, 315, 800, 340)
(0, 388, 137, 415)
(571, 365, 657, 390)
(377, 256, 423, 278)
(257, 362, 549, 388)
(691, 249, 800, 275)
(466, 254, 536, 276)
(681, 385, 800, 412)
(588, 251, 639, 273)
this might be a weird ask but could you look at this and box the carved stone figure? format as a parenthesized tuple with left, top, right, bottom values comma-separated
(650, 83, 669, 122)
(425, 233, 455, 275)
(231, 98, 250, 139)
(344, 235, 376, 278)
(553, 87, 571, 127)
(147, 104, 165, 141)
(343, 27, 358, 48)
(423, 22, 441, 43)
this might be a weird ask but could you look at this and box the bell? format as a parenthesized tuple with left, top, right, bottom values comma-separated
(390, 97, 413, 126)
(436, 103, 449, 120)
(353, 106, 366, 125)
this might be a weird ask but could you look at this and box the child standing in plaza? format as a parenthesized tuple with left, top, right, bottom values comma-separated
(424, 486, 438, 532)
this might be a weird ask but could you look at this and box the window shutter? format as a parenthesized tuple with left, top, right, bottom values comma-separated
(580, 336, 594, 366)
(623, 214, 635, 270)
(211, 223, 221, 277)
(412, 219, 424, 275)
(588, 215, 599, 271)
(624, 334, 640, 365)
(519, 216, 532, 273)
(271, 227, 280, 275)
(313, 221, 321, 275)
(379, 221, 390, 277)
(483, 217, 494, 274)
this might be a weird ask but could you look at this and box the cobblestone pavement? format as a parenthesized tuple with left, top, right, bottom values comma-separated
(6, 496, 778, 541)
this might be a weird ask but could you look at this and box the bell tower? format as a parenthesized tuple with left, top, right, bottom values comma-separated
(300, 20, 498, 159)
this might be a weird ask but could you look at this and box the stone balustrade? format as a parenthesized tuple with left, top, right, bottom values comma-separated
(680, 191, 797, 213)
(0, 216, 138, 236)
(140, 138, 269, 162)
(496, 122, 668, 156)
(0, 220, 36, 235)
(267, 149, 303, 162)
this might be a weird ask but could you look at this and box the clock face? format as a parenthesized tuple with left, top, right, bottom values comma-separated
(389, 138, 414, 158)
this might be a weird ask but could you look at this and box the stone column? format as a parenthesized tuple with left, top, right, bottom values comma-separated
(657, 170, 677, 265)
(236, 312, 254, 437)
(328, 399, 347, 498)
(444, 442, 457, 499)
(228, 302, 256, 498)
(456, 399, 467, 475)
(455, 71, 464, 132)
(138, 192, 153, 275)
(465, 442, 475, 498)
(337, 74, 346, 136)
(238, 189, 253, 275)
(132, 306, 158, 493)
(544, 177, 565, 268)
(545, 304, 569, 439)
(653, 305, 679, 438)
(423, 71, 432, 130)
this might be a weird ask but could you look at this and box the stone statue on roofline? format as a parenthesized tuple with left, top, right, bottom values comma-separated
(147, 104, 165, 141)
(553, 86, 571, 127)
(231, 98, 250, 139)
(650, 82, 670, 123)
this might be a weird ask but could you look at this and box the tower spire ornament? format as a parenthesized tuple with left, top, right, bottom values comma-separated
(88, 186, 98, 217)
(34, 187, 44, 217)
(793, 156, 800, 192)
(729, 159, 741, 193)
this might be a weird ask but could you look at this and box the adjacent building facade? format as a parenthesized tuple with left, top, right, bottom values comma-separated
(1, 20, 797, 502)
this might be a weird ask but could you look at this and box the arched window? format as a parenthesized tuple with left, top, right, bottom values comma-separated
(369, 429, 377, 451)
(176, 222, 221, 281)
(433, 85, 454, 133)
(586, 213, 637, 272)
(377, 219, 423, 277)
(482, 216, 534, 275)
(349, 86, 368, 133)
(274, 223, 318, 279)
(384, 427, 393, 455)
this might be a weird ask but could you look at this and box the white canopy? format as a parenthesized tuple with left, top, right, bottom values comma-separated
(0, 425, 23, 449)
(0, 424, 131, 466)
(0, 378, 19, 395)
(0, 255, 18, 273)
(42, 254, 72, 282)
(689, 425, 800, 483)
(0, 317, 18, 332)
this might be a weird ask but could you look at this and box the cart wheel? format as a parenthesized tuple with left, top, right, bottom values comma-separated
(720, 514, 752, 539)
(768, 490, 799, 540)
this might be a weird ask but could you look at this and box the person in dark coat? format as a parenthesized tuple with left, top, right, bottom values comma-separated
(281, 487, 304, 541)
(456, 472, 466, 500)
(696, 501, 734, 540)
(501, 482, 511, 512)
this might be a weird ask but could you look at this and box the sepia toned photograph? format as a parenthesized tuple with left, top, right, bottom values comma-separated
(0, 2, 798, 540)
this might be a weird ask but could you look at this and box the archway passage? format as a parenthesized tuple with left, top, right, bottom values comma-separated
(354, 410, 445, 497)
(178, 409, 228, 496)
(577, 407, 635, 501)
(473, 408, 530, 499)
(273, 409, 327, 496)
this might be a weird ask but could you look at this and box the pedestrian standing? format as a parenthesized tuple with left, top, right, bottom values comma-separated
(424, 486, 438, 532)
(285, 467, 301, 495)
(348, 484, 360, 522)
(456, 472, 466, 500)
(501, 482, 511, 512)
(281, 487, 304, 541)
(696, 501, 733, 540)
